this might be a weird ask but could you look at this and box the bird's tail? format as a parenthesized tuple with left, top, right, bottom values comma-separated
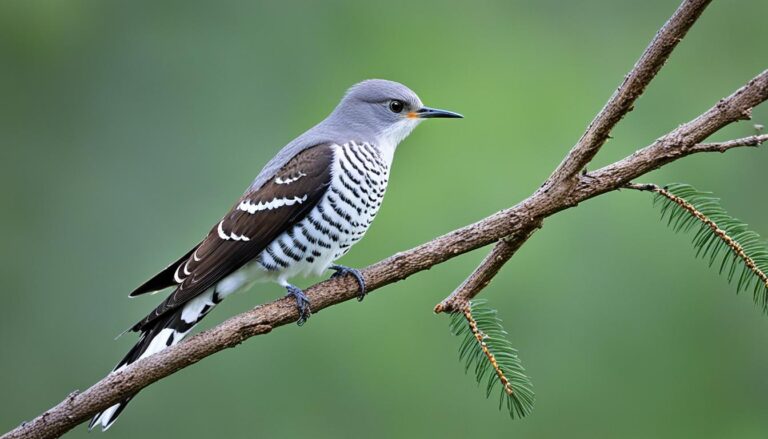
(89, 290, 220, 431)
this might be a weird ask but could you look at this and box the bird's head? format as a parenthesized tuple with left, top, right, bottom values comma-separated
(329, 79, 462, 155)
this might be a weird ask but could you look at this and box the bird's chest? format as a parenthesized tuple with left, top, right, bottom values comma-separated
(321, 142, 390, 251)
(256, 142, 390, 279)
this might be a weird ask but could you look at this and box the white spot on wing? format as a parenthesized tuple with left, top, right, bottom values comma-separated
(173, 265, 185, 283)
(237, 195, 308, 214)
(230, 232, 250, 242)
(217, 221, 230, 240)
(217, 220, 251, 241)
(275, 172, 306, 185)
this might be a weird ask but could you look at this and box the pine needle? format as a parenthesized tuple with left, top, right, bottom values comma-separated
(644, 183, 768, 312)
(448, 300, 534, 419)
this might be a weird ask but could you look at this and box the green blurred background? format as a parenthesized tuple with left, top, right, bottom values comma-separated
(2, 1, 767, 438)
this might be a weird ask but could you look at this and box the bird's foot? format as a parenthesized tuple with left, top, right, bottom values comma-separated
(285, 284, 311, 326)
(330, 264, 367, 301)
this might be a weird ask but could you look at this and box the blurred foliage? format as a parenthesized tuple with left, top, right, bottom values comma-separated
(1, 1, 767, 438)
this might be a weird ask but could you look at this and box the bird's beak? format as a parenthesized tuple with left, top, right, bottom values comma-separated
(408, 106, 464, 119)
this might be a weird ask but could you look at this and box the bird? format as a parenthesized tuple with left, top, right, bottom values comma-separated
(89, 79, 462, 430)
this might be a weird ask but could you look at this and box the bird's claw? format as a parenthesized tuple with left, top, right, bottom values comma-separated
(285, 285, 311, 325)
(330, 264, 367, 301)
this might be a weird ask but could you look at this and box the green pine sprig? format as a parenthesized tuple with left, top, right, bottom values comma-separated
(448, 299, 534, 419)
(646, 183, 768, 311)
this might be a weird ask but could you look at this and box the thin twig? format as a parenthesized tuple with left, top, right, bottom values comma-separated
(688, 134, 768, 153)
(626, 183, 768, 289)
(462, 304, 514, 396)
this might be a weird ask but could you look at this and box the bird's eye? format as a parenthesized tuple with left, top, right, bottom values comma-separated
(388, 100, 405, 113)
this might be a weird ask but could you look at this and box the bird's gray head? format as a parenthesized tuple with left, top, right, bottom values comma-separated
(247, 79, 461, 192)
(325, 79, 462, 160)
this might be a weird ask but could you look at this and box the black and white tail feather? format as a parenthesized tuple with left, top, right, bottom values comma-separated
(89, 290, 220, 430)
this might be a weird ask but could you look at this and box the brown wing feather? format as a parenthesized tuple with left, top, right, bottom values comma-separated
(131, 144, 334, 331)
(128, 247, 197, 297)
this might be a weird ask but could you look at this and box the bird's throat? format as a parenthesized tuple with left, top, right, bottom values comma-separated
(375, 119, 422, 165)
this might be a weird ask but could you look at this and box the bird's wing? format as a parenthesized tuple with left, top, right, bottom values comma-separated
(128, 248, 196, 297)
(131, 143, 335, 331)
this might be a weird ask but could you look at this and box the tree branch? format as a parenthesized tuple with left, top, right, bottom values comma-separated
(435, 130, 768, 314)
(543, 0, 711, 193)
(4, 2, 767, 438)
(433, 223, 541, 314)
(436, 0, 712, 314)
(688, 133, 768, 153)
(569, 69, 768, 202)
